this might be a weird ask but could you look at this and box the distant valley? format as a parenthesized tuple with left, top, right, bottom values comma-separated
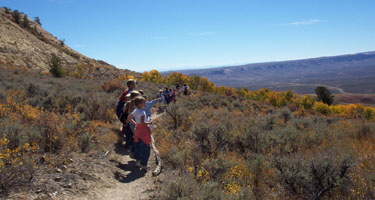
(171, 52, 375, 95)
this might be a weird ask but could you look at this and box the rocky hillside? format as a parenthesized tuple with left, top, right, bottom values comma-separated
(0, 7, 137, 79)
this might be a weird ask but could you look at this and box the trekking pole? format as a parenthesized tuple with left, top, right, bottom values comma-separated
(151, 135, 162, 176)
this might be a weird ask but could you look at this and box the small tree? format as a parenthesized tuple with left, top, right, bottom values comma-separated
(23, 15, 29, 28)
(315, 86, 334, 105)
(3, 7, 11, 14)
(48, 54, 64, 77)
(59, 39, 65, 46)
(34, 17, 42, 26)
(12, 10, 21, 24)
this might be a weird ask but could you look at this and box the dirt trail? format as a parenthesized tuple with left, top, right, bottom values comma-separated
(66, 154, 155, 200)
(58, 113, 164, 200)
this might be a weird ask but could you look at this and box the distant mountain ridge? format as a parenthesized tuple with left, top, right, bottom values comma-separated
(0, 7, 137, 79)
(172, 52, 375, 94)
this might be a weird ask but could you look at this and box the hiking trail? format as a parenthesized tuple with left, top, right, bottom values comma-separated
(58, 113, 164, 200)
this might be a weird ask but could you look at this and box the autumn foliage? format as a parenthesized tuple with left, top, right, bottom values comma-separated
(142, 70, 375, 121)
(140, 70, 375, 199)
(155, 93, 375, 199)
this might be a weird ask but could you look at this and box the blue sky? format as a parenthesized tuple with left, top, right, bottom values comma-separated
(2, 0, 375, 72)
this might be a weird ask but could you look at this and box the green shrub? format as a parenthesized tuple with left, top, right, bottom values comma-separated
(0, 122, 36, 196)
(3, 7, 11, 14)
(274, 152, 352, 199)
(315, 86, 334, 105)
(22, 15, 29, 28)
(349, 121, 375, 140)
(159, 174, 225, 200)
(78, 133, 91, 153)
(48, 54, 64, 77)
(363, 108, 375, 120)
(278, 108, 292, 123)
(59, 38, 65, 46)
(245, 154, 266, 198)
(26, 83, 40, 98)
(34, 16, 41, 25)
(12, 10, 21, 24)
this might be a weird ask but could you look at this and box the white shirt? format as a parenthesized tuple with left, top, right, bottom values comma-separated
(131, 108, 146, 124)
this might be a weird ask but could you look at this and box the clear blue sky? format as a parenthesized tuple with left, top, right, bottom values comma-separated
(2, 0, 375, 72)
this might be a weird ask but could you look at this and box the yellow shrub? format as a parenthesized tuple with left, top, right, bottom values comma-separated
(301, 95, 316, 110)
(117, 74, 128, 80)
(330, 104, 346, 115)
(313, 102, 331, 115)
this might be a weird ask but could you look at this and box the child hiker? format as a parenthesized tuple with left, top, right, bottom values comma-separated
(123, 91, 141, 149)
(144, 95, 161, 121)
(128, 96, 152, 170)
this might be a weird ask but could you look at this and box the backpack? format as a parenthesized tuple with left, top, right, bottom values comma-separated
(163, 90, 170, 99)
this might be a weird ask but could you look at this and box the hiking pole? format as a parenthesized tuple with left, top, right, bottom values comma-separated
(151, 135, 162, 176)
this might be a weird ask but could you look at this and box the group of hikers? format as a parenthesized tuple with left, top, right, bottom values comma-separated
(115, 79, 189, 171)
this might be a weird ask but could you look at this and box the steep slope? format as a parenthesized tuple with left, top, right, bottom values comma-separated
(0, 8, 137, 79)
(173, 52, 375, 94)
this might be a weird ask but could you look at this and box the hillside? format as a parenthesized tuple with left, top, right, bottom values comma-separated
(173, 52, 375, 94)
(0, 7, 137, 79)
(0, 66, 161, 199)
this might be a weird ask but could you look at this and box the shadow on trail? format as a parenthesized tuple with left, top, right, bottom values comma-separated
(112, 127, 130, 156)
(114, 141, 130, 156)
(114, 161, 146, 183)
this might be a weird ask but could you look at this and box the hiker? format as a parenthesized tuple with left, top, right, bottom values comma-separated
(156, 90, 164, 113)
(163, 87, 170, 105)
(123, 91, 141, 149)
(119, 79, 135, 103)
(115, 79, 136, 147)
(144, 95, 161, 121)
(156, 90, 164, 102)
(182, 84, 188, 96)
(169, 88, 174, 103)
(127, 96, 152, 170)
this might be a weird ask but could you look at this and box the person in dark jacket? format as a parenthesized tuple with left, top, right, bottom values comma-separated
(115, 79, 136, 149)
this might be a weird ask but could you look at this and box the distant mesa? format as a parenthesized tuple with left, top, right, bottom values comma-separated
(167, 51, 375, 94)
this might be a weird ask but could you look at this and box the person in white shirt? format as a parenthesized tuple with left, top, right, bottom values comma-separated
(127, 96, 152, 170)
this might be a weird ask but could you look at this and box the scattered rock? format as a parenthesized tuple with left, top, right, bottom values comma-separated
(49, 191, 58, 198)
(35, 189, 43, 194)
(62, 183, 73, 189)
(54, 177, 62, 182)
